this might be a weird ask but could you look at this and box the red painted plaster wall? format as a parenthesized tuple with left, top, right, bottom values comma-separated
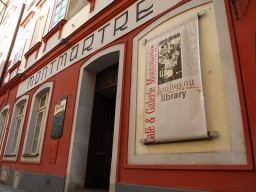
(229, 0, 256, 165)
(0, 56, 82, 176)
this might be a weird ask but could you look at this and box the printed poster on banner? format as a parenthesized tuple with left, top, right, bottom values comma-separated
(143, 15, 208, 144)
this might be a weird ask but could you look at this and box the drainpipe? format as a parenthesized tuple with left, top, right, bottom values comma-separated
(0, 3, 25, 86)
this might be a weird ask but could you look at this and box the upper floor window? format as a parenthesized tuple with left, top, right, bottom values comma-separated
(50, 0, 89, 29)
(51, 0, 68, 28)
(66, 0, 88, 20)
(13, 46, 25, 64)
(4, 96, 28, 160)
(11, 28, 27, 65)
(1, 5, 16, 26)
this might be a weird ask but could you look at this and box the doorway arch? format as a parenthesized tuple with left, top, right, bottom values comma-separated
(65, 44, 125, 192)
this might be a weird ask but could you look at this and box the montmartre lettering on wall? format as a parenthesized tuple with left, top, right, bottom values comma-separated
(17, 0, 182, 97)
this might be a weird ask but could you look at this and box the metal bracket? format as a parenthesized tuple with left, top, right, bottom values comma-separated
(198, 10, 206, 18)
(140, 131, 219, 144)
(208, 131, 218, 140)
(142, 39, 147, 45)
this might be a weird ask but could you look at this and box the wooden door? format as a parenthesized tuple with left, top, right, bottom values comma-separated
(85, 90, 116, 189)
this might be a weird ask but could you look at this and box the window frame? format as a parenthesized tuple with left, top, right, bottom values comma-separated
(3, 96, 29, 161)
(30, 92, 49, 155)
(0, 105, 10, 155)
(10, 103, 25, 155)
(50, 0, 69, 29)
(21, 82, 53, 162)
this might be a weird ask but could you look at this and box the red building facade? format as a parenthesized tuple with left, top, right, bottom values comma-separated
(0, 0, 255, 192)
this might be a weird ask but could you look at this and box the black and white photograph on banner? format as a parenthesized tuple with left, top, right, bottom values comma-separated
(143, 15, 208, 144)
(158, 33, 182, 85)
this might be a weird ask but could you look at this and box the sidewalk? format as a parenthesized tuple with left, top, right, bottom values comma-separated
(0, 184, 25, 192)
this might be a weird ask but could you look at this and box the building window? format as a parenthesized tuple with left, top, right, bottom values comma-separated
(66, 0, 88, 20)
(4, 96, 28, 159)
(11, 27, 28, 66)
(22, 82, 53, 161)
(30, 92, 48, 154)
(51, 0, 68, 28)
(10, 103, 25, 154)
(13, 46, 25, 64)
(0, 106, 9, 152)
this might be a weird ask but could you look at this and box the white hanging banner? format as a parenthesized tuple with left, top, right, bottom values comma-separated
(143, 15, 208, 144)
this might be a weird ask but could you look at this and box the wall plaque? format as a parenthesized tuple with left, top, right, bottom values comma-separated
(51, 97, 67, 139)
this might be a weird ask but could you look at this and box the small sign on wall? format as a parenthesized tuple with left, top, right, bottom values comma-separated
(51, 96, 67, 139)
